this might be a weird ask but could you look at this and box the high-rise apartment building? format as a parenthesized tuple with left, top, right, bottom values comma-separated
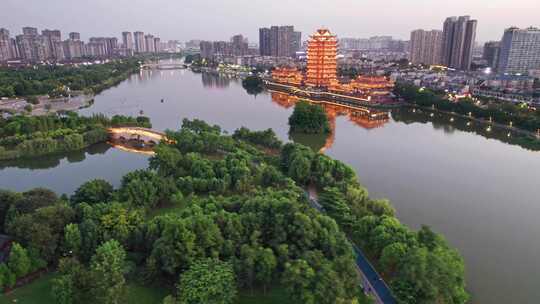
(42, 29, 62, 59)
(16, 33, 47, 62)
(144, 34, 155, 53)
(200, 41, 214, 59)
(277, 26, 294, 57)
(122, 32, 133, 50)
(409, 29, 443, 65)
(231, 34, 248, 56)
(69, 32, 80, 40)
(0, 28, 11, 61)
(442, 16, 477, 70)
(134, 31, 145, 53)
(258, 25, 300, 57)
(498, 27, 540, 74)
(64, 39, 84, 59)
(306, 28, 338, 88)
(154, 37, 161, 53)
(483, 41, 500, 71)
(291, 31, 302, 54)
(22, 27, 38, 36)
(259, 28, 271, 56)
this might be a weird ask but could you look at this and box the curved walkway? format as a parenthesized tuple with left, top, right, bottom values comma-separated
(306, 193, 396, 304)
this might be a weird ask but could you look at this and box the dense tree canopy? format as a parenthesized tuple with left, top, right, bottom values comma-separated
(0, 58, 141, 98)
(0, 119, 467, 304)
(288, 101, 331, 134)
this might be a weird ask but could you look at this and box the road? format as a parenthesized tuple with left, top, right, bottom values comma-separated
(305, 192, 397, 304)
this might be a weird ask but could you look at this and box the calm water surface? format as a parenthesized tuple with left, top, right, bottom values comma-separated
(1, 62, 539, 303)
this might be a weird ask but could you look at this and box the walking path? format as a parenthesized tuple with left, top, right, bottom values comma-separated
(306, 191, 397, 304)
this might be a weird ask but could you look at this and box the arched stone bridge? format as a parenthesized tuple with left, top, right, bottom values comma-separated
(107, 127, 170, 146)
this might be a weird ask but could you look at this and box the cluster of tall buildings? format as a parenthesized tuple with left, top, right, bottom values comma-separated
(491, 27, 540, 74)
(409, 16, 477, 70)
(410, 17, 540, 75)
(339, 36, 407, 52)
(0, 27, 165, 63)
(259, 25, 302, 58)
(199, 34, 252, 60)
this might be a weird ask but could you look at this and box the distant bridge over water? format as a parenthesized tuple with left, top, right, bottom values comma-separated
(140, 63, 187, 70)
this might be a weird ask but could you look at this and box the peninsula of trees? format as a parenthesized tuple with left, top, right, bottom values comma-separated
(0, 119, 468, 304)
(0, 112, 151, 160)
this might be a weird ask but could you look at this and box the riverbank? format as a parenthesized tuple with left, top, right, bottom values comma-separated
(394, 82, 540, 136)
(0, 114, 151, 161)
(0, 94, 94, 116)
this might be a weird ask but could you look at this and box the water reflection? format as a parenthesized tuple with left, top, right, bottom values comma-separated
(392, 107, 540, 151)
(202, 72, 233, 88)
(0, 142, 111, 170)
(270, 91, 389, 151)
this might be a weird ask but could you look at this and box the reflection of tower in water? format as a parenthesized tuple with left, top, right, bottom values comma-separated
(270, 91, 389, 151)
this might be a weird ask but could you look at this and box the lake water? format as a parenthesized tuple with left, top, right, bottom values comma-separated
(1, 63, 539, 303)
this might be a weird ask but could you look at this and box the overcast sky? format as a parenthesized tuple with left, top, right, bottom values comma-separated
(2, 0, 539, 43)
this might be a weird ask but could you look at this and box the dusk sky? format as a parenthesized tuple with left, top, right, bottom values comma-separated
(3, 0, 539, 43)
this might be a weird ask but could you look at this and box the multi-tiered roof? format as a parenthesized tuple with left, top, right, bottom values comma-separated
(306, 29, 338, 88)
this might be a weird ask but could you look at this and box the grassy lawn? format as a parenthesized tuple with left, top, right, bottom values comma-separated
(0, 273, 57, 304)
(236, 286, 298, 304)
(0, 274, 294, 304)
(125, 282, 171, 304)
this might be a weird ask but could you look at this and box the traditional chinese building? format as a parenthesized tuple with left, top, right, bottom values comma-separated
(306, 29, 338, 88)
(272, 67, 304, 86)
(269, 28, 396, 104)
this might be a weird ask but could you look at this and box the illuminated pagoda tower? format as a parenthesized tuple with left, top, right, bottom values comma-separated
(306, 28, 338, 88)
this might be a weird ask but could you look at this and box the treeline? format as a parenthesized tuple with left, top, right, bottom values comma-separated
(0, 119, 467, 304)
(0, 112, 151, 160)
(280, 143, 469, 303)
(394, 82, 540, 133)
(0, 58, 141, 98)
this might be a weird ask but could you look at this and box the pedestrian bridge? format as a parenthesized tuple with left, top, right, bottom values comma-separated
(107, 127, 170, 146)
(140, 63, 186, 70)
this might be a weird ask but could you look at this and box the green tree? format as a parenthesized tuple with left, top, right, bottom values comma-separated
(64, 223, 82, 256)
(282, 259, 316, 304)
(177, 259, 236, 304)
(255, 248, 277, 294)
(90, 240, 127, 304)
(71, 179, 114, 206)
(51, 274, 75, 304)
(7, 243, 31, 278)
(0, 263, 16, 291)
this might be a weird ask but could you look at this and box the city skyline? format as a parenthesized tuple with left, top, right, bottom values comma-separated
(2, 0, 539, 43)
